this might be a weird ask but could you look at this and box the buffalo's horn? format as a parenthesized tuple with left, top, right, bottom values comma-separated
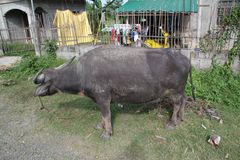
(33, 68, 45, 84)
(68, 56, 76, 64)
(55, 56, 76, 70)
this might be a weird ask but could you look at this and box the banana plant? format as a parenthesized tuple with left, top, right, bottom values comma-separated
(88, 0, 122, 44)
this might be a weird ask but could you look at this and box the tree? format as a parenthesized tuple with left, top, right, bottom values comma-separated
(86, 0, 123, 44)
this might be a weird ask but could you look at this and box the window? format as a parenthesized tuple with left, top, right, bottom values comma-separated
(35, 7, 47, 28)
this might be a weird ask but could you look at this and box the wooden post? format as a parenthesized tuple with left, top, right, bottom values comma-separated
(94, 12, 102, 45)
(30, 0, 41, 56)
(32, 22, 41, 56)
(0, 30, 4, 56)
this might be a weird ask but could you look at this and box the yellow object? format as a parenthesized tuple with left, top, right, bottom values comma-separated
(145, 39, 162, 48)
(53, 10, 93, 46)
(161, 28, 170, 48)
(144, 27, 170, 48)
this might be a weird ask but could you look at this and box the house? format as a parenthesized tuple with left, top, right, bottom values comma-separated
(0, 0, 86, 42)
(116, 0, 238, 49)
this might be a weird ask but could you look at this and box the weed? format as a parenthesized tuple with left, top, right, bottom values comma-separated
(186, 64, 240, 108)
(0, 52, 64, 80)
(43, 40, 58, 58)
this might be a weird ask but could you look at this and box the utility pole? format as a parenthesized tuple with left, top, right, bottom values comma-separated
(30, 0, 41, 56)
(197, 0, 202, 48)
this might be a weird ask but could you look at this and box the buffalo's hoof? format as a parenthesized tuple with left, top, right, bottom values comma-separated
(100, 131, 111, 140)
(177, 117, 184, 124)
(95, 123, 104, 130)
(166, 121, 176, 130)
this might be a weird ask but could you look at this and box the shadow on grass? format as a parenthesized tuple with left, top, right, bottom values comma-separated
(57, 97, 174, 127)
(114, 139, 146, 160)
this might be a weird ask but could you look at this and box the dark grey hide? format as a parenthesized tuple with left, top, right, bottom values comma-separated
(33, 46, 190, 139)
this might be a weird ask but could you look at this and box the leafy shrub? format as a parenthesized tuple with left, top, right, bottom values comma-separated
(43, 40, 58, 58)
(186, 64, 240, 108)
(0, 53, 64, 80)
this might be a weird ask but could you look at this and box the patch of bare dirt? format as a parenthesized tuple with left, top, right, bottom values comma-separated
(0, 56, 21, 71)
(0, 91, 95, 160)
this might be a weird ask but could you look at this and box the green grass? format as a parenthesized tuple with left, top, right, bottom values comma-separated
(0, 80, 239, 160)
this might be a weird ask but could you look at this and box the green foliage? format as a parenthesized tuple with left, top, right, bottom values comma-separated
(225, 37, 240, 67)
(223, 6, 240, 67)
(200, 6, 240, 67)
(0, 52, 64, 80)
(186, 64, 240, 108)
(223, 6, 240, 32)
(86, 0, 123, 34)
(43, 40, 58, 58)
(105, 0, 123, 22)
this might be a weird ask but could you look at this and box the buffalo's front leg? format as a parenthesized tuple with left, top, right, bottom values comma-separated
(96, 95, 112, 139)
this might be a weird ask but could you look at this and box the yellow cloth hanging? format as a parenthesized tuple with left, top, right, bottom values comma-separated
(53, 10, 93, 46)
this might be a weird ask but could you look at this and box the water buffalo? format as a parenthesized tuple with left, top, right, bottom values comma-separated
(33, 45, 194, 139)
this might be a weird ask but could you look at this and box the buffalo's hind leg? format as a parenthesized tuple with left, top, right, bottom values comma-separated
(177, 95, 186, 122)
(166, 94, 184, 129)
(95, 119, 104, 130)
(95, 94, 112, 139)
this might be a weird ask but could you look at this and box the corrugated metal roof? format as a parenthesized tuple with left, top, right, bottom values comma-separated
(117, 0, 198, 13)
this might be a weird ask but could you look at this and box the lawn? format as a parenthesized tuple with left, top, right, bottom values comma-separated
(0, 79, 239, 160)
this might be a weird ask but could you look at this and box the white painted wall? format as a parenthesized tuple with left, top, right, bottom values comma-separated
(0, 0, 32, 29)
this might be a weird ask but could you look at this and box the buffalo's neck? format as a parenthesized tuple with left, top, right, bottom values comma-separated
(55, 64, 82, 94)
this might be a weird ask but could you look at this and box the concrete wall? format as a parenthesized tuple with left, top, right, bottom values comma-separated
(0, 0, 32, 29)
(189, 0, 220, 48)
(57, 44, 99, 59)
(0, 0, 22, 5)
(57, 45, 240, 73)
(197, 0, 219, 37)
(182, 49, 240, 73)
(33, 0, 86, 25)
(0, 0, 32, 40)
(0, 0, 86, 29)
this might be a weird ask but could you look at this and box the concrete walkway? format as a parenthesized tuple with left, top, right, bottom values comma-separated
(0, 56, 21, 71)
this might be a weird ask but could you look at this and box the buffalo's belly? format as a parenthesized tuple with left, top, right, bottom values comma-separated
(111, 86, 163, 103)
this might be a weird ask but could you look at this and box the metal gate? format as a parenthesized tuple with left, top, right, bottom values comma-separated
(0, 27, 34, 55)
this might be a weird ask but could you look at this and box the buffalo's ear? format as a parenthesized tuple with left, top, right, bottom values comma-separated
(42, 69, 57, 82)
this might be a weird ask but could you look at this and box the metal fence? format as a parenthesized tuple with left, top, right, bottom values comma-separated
(0, 27, 34, 55)
(114, 11, 191, 48)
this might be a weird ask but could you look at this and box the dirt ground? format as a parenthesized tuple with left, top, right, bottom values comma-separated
(0, 83, 96, 160)
(0, 56, 21, 71)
